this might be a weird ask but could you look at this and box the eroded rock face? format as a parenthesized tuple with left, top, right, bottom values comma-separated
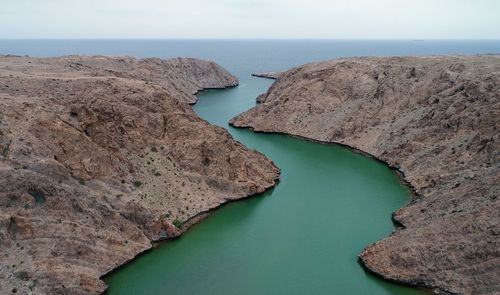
(0, 55, 279, 295)
(231, 55, 500, 295)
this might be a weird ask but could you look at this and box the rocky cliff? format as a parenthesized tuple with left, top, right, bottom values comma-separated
(231, 55, 499, 295)
(0, 55, 279, 295)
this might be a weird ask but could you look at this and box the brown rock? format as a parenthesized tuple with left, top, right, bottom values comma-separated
(231, 55, 500, 295)
(0, 55, 279, 295)
(251, 72, 282, 79)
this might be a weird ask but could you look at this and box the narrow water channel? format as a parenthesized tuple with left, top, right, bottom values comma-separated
(3, 39, 497, 295)
(105, 77, 425, 295)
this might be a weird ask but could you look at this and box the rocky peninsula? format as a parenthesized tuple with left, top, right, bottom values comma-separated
(251, 72, 282, 79)
(231, 55, 499, 295)
(0, 55, 280, 295)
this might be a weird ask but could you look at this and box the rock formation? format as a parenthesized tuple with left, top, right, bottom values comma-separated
(251, 72, 282, 79)
(231, 55, 499, 295)
(0, 55, 279, 295)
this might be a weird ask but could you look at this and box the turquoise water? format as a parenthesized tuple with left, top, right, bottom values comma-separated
(3, 40, 498, 294)
(104, 83, 424, 295)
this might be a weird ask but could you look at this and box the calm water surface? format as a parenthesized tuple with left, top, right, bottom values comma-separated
(2, 40, 498, 294)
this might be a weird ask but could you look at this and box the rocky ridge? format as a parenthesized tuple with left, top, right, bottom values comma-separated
(231, 55, 500, 295)
(251, 72, 282, 79)
(0, 55, 279, 295)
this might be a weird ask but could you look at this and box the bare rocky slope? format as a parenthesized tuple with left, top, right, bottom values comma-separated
(231, 55, 499, 295)
(0, 55, 279, 295)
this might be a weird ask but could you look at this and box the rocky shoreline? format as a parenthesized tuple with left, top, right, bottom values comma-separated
(0, 55, 280, 295)
(251, 72, 282, 79)
(231, 55, 500, 295)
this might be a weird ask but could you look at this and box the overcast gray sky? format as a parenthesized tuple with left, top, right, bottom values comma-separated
(1, 0, 499, 39)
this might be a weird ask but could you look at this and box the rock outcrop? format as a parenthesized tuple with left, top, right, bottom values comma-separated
(0, 55, 279, 295)
(251, 72, 282, 79)
(231, 55, 499, 295)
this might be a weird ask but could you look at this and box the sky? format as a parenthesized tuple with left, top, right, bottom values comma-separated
(0, 0, 499, 39)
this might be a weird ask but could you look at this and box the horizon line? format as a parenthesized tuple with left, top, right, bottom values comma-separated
(1, 38, 500, 41)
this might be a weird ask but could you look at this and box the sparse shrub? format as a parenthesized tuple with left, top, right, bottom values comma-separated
(173, 219, 182, 228)
(133, 180, 142, 188)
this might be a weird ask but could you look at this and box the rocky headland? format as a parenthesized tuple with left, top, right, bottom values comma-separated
(231, 55, 499, 295)
(0, 55, 279, 295)
(251, 72, 282, 79)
